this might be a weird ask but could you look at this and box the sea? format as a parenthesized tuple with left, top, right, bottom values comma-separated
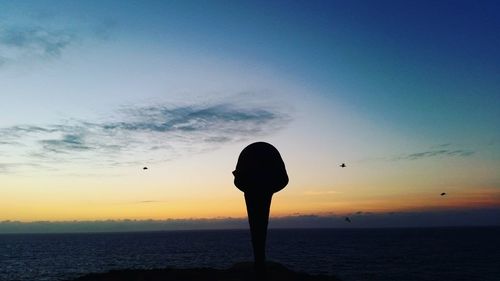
(0, 227, 499, 281)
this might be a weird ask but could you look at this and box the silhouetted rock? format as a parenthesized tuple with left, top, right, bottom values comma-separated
(68, 262, 340, 281)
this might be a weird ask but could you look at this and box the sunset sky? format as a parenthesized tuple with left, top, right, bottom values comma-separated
(0, 1, 499, 229)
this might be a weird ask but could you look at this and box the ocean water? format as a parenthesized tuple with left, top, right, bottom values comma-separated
(0, 227, 499, 281)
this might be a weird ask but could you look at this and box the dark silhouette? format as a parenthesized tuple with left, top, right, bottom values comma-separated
(440, 192, 446, 196)
(233, 142, 288, 278)
(345, 217, 351, 223)
(340, 163, 346, 168)
(143, 167, 148, 170)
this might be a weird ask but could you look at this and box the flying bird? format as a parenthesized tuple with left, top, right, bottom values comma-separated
(440, 192, 446, 196)
(143, 167, 148, 170)
(345, 217, 351, 223)
(340, 163, 346, 168)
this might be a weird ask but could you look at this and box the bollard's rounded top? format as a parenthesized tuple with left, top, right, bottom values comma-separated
(233, 142, 288, 194)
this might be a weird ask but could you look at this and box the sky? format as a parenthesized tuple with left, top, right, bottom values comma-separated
(0, 0, 499, 231)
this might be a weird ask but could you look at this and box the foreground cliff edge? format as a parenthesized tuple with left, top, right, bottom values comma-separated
(68, 262, 340, 281)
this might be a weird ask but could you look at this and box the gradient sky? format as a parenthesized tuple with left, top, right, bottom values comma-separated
(0, 0, 499, 229)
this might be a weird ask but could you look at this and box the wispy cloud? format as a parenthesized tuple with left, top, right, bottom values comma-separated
(0, 17, 114, 67)
(0, 101, 291, 174)
(0, 162, 49, 174)
(431, 143, 451, 149)
(0, 25, 75, 64)
(394, 149, 475, 161)
(303, 190, 340, 196)
(356, 143, 475, 164)
(137, 200, 162, 204)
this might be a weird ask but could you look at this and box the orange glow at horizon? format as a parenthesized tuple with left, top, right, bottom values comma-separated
(2, 182, 498, 222)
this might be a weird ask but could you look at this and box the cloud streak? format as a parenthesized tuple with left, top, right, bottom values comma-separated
(394, 149, 475, 161)
(303, 190, 340, 196)
(0, 101, 290, 173)
(0, 18, 113, 67)
(356, 144, 475, 164)
(0, 25, 75, 64)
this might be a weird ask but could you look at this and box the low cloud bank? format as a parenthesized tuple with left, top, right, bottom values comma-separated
(1, 208, 499, 233)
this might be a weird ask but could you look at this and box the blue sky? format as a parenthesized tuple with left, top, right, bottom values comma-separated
(0, 0, 499, 228)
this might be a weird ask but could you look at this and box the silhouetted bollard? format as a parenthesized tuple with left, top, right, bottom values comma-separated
(233, 142, 288, 278)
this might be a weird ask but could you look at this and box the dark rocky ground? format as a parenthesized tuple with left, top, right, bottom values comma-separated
(68, 262, 340, 281)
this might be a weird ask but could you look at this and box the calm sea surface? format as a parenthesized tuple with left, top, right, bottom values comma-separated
(0, 227, 499, 281)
